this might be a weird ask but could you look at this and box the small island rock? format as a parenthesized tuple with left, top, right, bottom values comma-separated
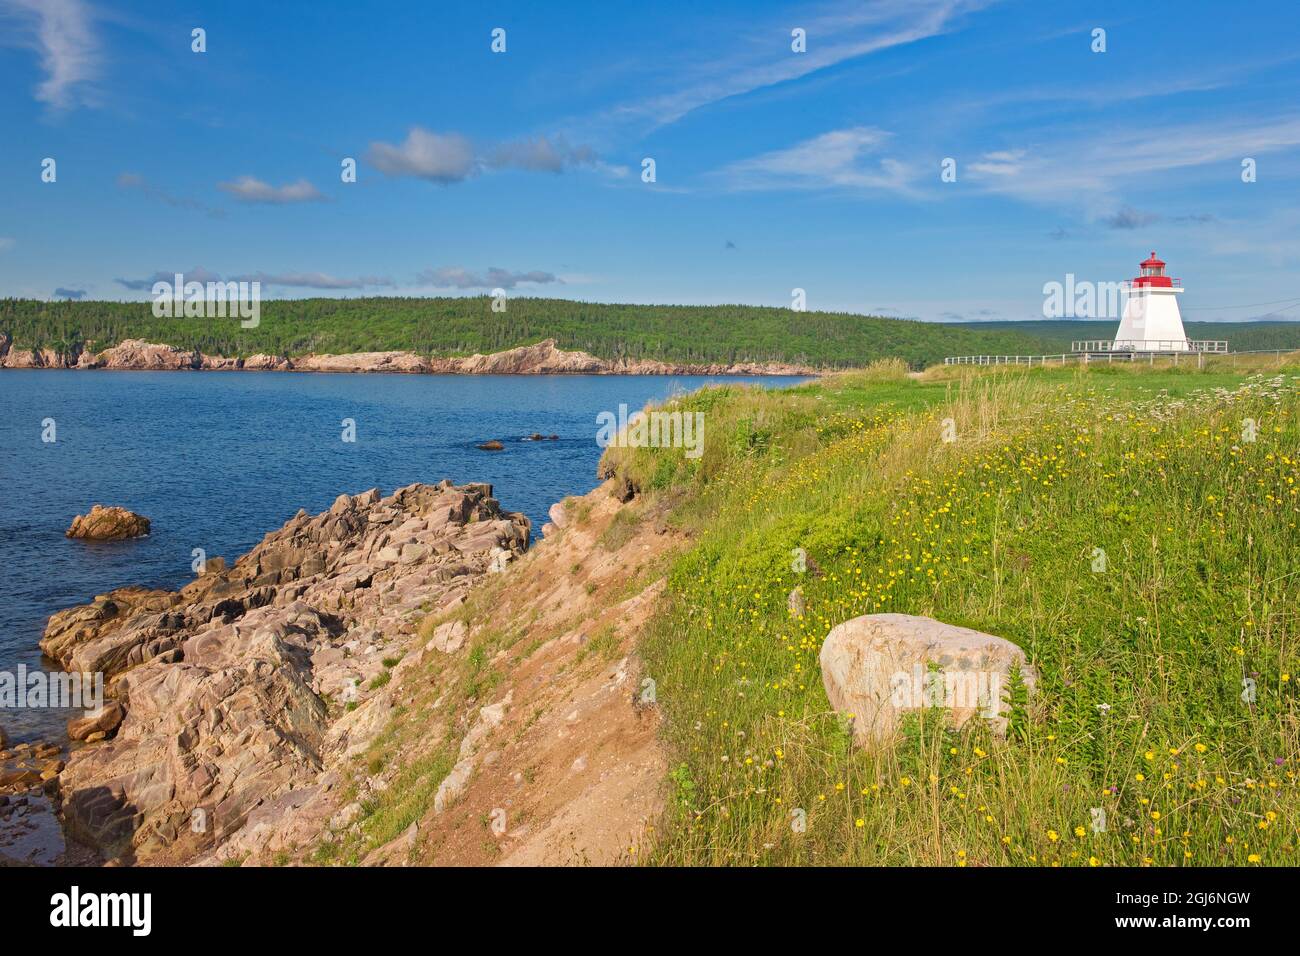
(66, 505, 151, 540)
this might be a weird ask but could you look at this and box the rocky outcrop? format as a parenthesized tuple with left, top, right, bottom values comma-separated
(292, 351, 430, 373)
(1, 334, 818, 376)
(46, 481, 529, 861)
(431, 339, 817, 376)
(1, 346, 69, 368)
(434, 339, 607, 375)
(819, 613, 1037, 744)
(98, 340, 201, 370)
(66, 702, 125, 742)
(200, 354, 241, 370)
(65, 505, 151, 540)
(242, 353, 290, 371)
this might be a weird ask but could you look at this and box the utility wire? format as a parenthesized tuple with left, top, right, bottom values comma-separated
(1183, 295, 1300, 312)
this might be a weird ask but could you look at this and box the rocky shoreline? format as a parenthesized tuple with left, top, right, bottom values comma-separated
(0, 335, 818, 377)
(35, 481, 529, 864)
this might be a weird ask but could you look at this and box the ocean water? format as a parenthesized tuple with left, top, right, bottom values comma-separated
(0, 370, 805, 743)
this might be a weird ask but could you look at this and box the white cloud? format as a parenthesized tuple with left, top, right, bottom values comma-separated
(368, 128, 478, 183)
(416, 267, 560, 290)
(217, 176, 326, 204)
(717, 127, 920, 196)
(1, 0, 100, 109)
(367, 127, 601, 183)
(0, 238, 14, 252)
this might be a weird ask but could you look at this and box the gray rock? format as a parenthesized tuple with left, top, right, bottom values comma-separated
(819, 613, 1036, 745)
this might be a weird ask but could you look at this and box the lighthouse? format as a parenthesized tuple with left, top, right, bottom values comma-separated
(1113, 251, 1188, 351)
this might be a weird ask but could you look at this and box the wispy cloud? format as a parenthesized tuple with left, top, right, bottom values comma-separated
(114, 267, 224, 291)
(53, 287, 86, 299)
(0, 237, 14, 252)
(367, 127, 603, 184)
(415, 267, 560, 290)
(1100, 206, 1159, 230)
(232, 271, 394, 290)
(965, 114, 1300, 210)
(118, 172, 224, 217)
(217, 176, 326, 204)
(1, 0, 100, 110)
(115, 267, 394, 291)
(716, 126, 920, 196)
(606, 0, 992, 130)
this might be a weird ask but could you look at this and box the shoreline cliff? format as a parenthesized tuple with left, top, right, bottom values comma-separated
(25, 473, 669, 867)
(0, 335, 819, 377)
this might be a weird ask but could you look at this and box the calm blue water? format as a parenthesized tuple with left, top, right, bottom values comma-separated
(0, 370, 805, 743)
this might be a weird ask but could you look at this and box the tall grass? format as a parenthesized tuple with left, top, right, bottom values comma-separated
(606, 364, 1300, 866)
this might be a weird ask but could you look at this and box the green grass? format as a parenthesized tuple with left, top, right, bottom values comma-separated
(601, 359, 1300, 866)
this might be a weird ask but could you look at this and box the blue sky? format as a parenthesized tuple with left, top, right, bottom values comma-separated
(1, 0, 1298, 322)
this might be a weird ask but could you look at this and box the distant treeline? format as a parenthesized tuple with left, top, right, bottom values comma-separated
(953, 319, 1300, 354)
(9, 299, 1289, 369)
(1, 297, 1051, 369)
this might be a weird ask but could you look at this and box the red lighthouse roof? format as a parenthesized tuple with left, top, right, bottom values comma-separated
(1133, 251, 1176, 289)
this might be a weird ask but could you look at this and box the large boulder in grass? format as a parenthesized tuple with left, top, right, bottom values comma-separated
(66, 505, 151, 540)
(819, 614, 1036, 745)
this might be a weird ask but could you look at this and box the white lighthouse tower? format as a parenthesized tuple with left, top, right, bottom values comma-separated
(1113, 251, 1188, 351)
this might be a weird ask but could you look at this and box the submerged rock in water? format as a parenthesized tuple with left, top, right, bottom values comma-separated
(65, 505, 150, 540)
(477, 440, 504, 451)
(45, 481, 529, 862)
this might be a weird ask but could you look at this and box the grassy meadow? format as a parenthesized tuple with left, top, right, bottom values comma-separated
(602, 353, 1300, 866)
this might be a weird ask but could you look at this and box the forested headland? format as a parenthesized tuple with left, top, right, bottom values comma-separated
(1, 297, 1050, 369)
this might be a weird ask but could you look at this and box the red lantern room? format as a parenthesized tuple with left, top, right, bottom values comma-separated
(1133, 251, 1174, 288)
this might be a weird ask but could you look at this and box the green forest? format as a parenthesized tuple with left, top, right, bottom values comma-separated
(4, 298, 1295, 369)
(952, 318, 1300, 353)
(1, 297, 1050, 369)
